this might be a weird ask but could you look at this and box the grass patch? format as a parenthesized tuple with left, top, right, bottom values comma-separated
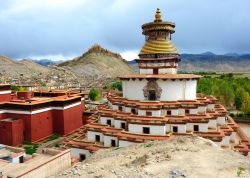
(24, 144, 39, 155)
(144, 143, 153, 148)
(47, 133, 61, 141)
(236, 167, 245, 177)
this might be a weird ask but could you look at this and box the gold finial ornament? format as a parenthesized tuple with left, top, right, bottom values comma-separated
(154, 8, 162, 22)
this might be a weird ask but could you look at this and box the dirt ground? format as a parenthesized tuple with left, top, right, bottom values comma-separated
(53, 136, 250, 178)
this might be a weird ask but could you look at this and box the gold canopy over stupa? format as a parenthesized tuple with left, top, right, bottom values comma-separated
(139, 8, 179, 56)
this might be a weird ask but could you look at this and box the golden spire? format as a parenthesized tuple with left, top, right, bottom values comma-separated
(154, 8, 162, 22)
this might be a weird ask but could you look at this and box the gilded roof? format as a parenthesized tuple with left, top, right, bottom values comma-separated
(139, 39, 179, 55)
(139, 9, 179, 56)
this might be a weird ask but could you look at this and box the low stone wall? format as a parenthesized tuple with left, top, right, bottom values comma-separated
(17, 149, 71, 178)
(234, 118, 250, 124)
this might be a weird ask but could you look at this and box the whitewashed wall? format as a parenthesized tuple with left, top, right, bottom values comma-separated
(124, 107, 131, 113)
(217, 116, 226, 125)
(178, 109, 185, 115)
(207, 104, 215, 111)
(70, 148, 91, 159)
(122, 80, 147, 100)
(221, 136, 230, 146)
(122, 79, 197, 101)
(230, 132, 236, 142)
(114, 120, 126, 129)
(186, 123, 192, 131)
(139, 67, 177, 75)
(171, 109, 179, 116)
(189, 108, 198, 115)
(100, 116, 114, 126)
(112, 105, 119, 111)
(198, 106, 207, 114)
(165, 124, 171, 132)
(198, 123, 208, 132)
(208, 119, 217, 129)
(159, 68, 177, 74)
(128, 124, 166, 135)
(171, 124, 186, 133)
(87, 131, 104, 142)
(139, 69, 153, 74)
(186, 123, 208, 132)
(138, 109, 161, 117)
(10, 153, 25, 163)
(104, 135, 118, 147)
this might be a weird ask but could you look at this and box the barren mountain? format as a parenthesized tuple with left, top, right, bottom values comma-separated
(0, 56, 49, 79)
(58, 44, 134, 87)
(129, 52, 250, 73)
(55, 136, 250, 178)
(0, 56, 78, 87)
(179, 53, 250, 72)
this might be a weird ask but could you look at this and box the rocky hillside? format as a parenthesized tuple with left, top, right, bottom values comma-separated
(55, 136, 250, 178)
(58, 44, 134, 87)
(179, 52, 250, 72)
(129, 52, 250, 73)
(0, 56, 78, 87)
(0, 45, 134, 88)
(0, 56, 50, 79)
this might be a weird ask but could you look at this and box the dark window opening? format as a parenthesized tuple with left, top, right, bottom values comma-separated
(185, 109, 190, 114)
(95, 135, 100, 142)
(167, 110, 171, 115)
(148, 90, 156, 101)
(131, 108, 136, 114)
(143, 127, 150, 134)
(121, 122, 126, 129)
(153, 68, 159, 75)
(194, 125, 199, 132)
(173, 126, 178, 133)
(107, 119, 111, 126)
(111, 139, 116, 147)
(118, 106, 123, 111)
(146, 111, 152, 116)
(19, 156, 24, 163)
(79, 154, 86, 161)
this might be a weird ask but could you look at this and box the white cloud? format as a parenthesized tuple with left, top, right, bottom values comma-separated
(121, 51, 139, 61)
(17, 53, 75, 61)
(1, 0, 250, 60)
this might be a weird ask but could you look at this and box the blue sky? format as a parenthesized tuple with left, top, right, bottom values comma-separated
(0, 0, 250, 61)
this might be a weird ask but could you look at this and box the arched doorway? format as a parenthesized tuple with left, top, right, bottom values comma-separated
(143, 79, 162, 101)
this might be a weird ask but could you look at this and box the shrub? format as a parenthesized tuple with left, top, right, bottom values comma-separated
(89, 89, 101, 101)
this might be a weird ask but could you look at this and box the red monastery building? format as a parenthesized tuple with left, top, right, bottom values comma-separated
(66, 9, 250, 159)
(0, 84, 84, 146)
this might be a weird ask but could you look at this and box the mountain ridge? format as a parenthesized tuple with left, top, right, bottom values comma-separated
(129, 52, 250, 73)
(58, 44, 134, 87)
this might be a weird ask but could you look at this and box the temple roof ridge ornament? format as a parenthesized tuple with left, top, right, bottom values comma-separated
(154, 8, 162, 22)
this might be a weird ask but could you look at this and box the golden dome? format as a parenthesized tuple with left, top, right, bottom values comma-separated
(139, 39, 179, 55)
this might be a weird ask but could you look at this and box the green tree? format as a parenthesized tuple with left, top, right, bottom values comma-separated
(103, 81, 122, 91)
(112, 81, 122, 91)
(213, 81, 235, 107)
(234, 87, 245, 109)
(11, 85, 20, 91)
(197, 78, 213, 95)
(241, 91, 250, 115)
(19, 87, 28, 92)
(89, 89, 101, 101)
